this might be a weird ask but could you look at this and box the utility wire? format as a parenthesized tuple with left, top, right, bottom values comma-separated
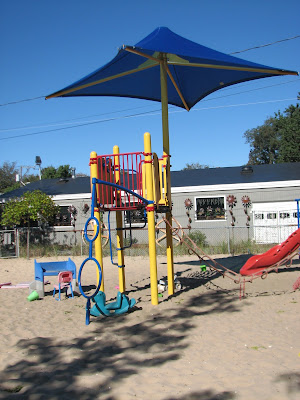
(0, 108, 163, 141)
(0, 95, 44, 107)
(230, 35, 300, 54)
(1, 78, 298, 134)
(198, 78, 299, 102)
(0, 105, 161, 133)
(0, 97, 297, 141)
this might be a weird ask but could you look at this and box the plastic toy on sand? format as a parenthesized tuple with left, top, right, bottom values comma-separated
(90, 291, 136, 317)
(27, 290, 39, 301)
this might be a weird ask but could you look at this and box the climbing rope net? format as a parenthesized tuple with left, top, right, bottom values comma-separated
(162, 217, 300, 298)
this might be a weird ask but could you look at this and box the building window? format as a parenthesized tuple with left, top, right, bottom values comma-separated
(54, 206, 72, 226)
(280, 212, 290, 219)
(195, 196, 225, 221)
(254, 213, 264, 220)
(267, 213, 277, 220)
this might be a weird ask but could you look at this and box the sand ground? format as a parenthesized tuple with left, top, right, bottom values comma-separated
(0, 254, 299, 400)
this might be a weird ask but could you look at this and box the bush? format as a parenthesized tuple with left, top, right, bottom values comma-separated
(187, 230, 207, 247)
(123, 237, 138, 247)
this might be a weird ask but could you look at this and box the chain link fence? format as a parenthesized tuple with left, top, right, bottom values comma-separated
(2, 222, 298, 259)
(0, 230, 19, 258)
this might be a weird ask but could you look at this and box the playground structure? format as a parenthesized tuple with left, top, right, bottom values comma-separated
(89, 132, 173, 303)
(82, 221, 109, 248)
(155, 216, 184, 247)
(46, 28, 298, 323)
(79, 132, 300, 321)
(78, 131, 176, 323)
(83, 217, 183, 249)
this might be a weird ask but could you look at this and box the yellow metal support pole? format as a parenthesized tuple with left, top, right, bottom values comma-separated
(113, 145, 126, 293)
(160, 58, 175, 295)
(144, 132, 158, 305)
(90, 151, 104, 291)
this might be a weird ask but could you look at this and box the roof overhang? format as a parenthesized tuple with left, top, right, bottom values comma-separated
(171, 180, 300, 194)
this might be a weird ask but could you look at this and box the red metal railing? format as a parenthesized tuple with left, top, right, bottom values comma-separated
(95, 152, 144, 211)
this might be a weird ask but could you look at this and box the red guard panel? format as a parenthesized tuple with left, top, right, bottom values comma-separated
(96, 152, 144, 211)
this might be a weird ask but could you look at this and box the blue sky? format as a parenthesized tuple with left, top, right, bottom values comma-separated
(1, 1, 299, 176)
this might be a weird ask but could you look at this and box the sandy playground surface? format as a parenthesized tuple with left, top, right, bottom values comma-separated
(0, 253, 300, 400)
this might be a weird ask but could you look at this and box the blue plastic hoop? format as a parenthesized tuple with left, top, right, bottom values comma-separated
(84, 216, 100, 243)
(78, 257, 102, 300)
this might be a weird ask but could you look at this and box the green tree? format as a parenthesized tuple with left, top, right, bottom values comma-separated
(1, 191, 59, 258)
(56, 165, 72, 178)
(76, 172, 88, 177)
(1, 190, 59, 228)
(244, 95, 300, 164)
(41, 165, 72, 179)
(2, 182, 20, 194)
(182, 162, 210, 170)
(2, 174, 40, 194)
(0, 161, 42, 193)
(41, 166, 57, 179)
(277, 104, 300, 163)
(22, 174, 40, 184)
(0, 161, 18, 192)
(244, 116, 280, 164)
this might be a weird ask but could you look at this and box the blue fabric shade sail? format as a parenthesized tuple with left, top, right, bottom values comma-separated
(46, 27, 298, 110)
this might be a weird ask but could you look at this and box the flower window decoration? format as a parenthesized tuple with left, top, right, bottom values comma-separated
(241, 195, 251, 208)
(184, 198, 193, 210)
(206, 206, 213, 216)
(198, 208, 205, 216)
(226, 195, 237, 226)
(184, 198, 193, 229)
(226, 195, 237, 208)
(241, 195, 251, 226)
(68, 205, 77, 227)
(82, 203, 90, 214)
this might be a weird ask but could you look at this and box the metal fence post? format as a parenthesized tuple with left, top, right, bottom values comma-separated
(227, 227, 231, 254)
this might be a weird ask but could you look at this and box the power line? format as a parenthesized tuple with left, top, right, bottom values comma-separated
(0, 97, 297, 142)
(191, 97, 298, 112)
(0, 108, 163, 141)
(0, 104, 161, 133)
(230, 34, 300, 54)
(200, 78, 299, 102)
(1, 78, 298, 134)
(0, 95, 44, 107)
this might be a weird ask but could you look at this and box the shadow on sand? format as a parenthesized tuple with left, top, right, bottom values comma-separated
(0, 286, 244, 399)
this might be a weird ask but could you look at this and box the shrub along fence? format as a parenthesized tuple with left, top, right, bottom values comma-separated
(1, 224, 297, 259)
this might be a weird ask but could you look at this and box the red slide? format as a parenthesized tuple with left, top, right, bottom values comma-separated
(240, 228, 300, 276)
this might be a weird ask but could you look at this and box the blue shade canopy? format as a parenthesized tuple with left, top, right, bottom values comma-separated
(46, 27, 298, 109)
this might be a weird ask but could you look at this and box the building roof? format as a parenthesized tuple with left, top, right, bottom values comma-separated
(171, 162, 300, 187)
(0, 177, 91, 200)
(0, 163, 299, 200)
